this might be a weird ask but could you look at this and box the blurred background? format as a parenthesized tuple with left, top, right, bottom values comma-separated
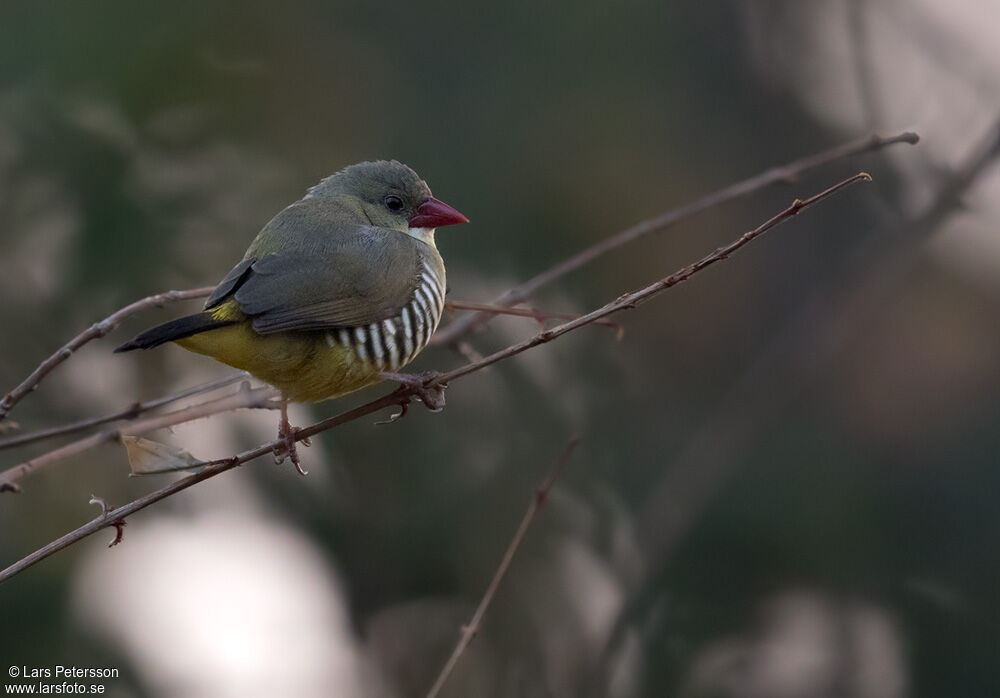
(1, 1, 999, 696)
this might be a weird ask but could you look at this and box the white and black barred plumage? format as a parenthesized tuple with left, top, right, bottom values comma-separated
(324, 257, 445, 371)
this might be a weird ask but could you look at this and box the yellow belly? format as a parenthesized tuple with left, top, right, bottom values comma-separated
(176, 323, 383, 402)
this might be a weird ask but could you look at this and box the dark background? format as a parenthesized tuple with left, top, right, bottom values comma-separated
(1, 2, 999, 696)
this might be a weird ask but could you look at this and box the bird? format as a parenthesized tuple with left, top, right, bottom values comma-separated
(115, 160, 468, 471)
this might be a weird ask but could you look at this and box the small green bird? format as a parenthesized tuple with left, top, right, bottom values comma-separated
(116, 161, 467, 465)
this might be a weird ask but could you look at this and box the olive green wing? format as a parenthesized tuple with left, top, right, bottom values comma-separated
(206, 225, 420, 334)
(204, 259, 254, 310)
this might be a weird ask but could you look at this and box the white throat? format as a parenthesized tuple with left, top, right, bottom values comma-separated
(406, 227, 436, 245)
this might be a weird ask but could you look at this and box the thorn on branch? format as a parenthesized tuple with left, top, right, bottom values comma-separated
(375, 397, 411, 425)
(89, 494, 110, 516)
(89, 495, 127, 547)
(108, 520, 126, 547)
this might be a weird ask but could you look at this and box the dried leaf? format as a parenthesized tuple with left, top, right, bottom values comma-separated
(122, 435, 206, 476)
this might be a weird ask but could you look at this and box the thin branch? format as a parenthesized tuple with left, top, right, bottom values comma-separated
(0, 171, 870, 581)
(588, 120, 1000, 696)
(635, 117, 1000, 569)
(445, 300, 622, 334)
(848, 0, 884, 130)
(0, 286, 214, 424)
(0, 372, 249, 452)
(425, 437, 580, 698)
(0, 133, 913, 427)
(430, 131, 916, 347)
(0, 384, 277, 492)
(427, 173, 872, 387)
(0, 389, 410, 579)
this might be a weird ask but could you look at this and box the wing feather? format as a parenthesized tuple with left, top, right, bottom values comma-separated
(204, 223, 421, 334)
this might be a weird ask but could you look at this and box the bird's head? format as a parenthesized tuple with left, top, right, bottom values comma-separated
(309, 160, 468, 242)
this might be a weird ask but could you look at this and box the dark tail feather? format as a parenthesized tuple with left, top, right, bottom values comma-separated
(114, 313, 235, 353)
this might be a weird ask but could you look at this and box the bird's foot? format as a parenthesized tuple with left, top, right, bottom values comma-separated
(274, 401, 309, 475)
(379, 371, 448, 412)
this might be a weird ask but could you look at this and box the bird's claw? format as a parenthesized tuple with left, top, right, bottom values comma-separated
(379, 371, 448, 412)
(274, 426, 309, 476)
(275, 402, 309, 475)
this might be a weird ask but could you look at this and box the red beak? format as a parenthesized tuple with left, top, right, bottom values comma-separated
(409, 197, 469, 229)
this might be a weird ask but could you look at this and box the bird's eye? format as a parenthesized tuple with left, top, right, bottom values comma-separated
(384, 195, 404, 212)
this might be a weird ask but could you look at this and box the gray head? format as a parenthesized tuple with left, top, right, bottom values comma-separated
(307, 160, 467, 233)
